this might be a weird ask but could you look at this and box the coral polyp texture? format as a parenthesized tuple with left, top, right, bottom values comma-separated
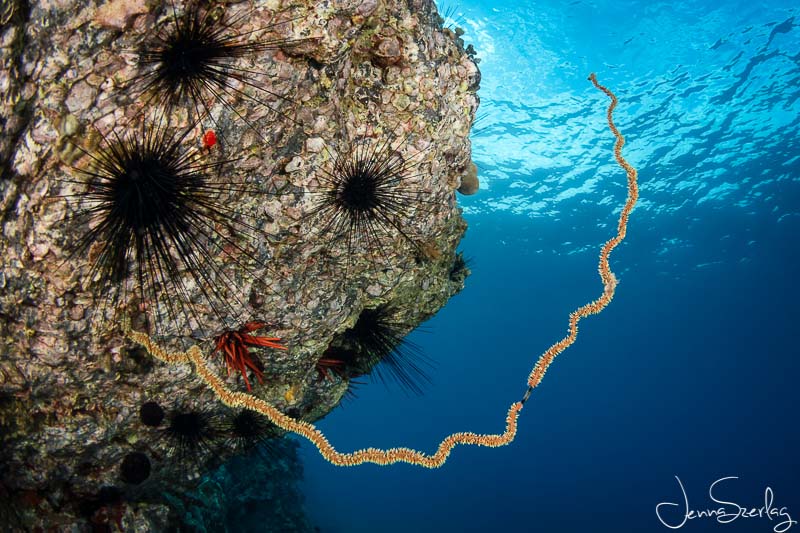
(0, 0, 478, 528)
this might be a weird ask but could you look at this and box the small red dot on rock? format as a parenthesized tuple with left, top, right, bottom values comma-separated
(202, 130, 217, 149)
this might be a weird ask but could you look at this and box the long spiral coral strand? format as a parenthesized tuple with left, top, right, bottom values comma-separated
(124, 73, 638, 467)
(522, 73, 639, 399)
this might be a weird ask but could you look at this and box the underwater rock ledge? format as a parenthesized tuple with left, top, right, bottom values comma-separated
(0, 0, 479, 528)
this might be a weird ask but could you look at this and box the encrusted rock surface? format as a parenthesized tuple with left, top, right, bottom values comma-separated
(0, 0, 479, 528)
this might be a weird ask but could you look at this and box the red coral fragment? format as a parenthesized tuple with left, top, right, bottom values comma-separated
(213, 322, 287, 391)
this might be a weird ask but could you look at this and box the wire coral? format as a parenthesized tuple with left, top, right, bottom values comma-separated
(212, 321, 287, 392)
(124, 74, 639, 468)
(520, 73, 640, 399)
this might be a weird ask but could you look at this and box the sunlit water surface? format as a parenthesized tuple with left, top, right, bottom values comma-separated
(293, 1, 800, 531)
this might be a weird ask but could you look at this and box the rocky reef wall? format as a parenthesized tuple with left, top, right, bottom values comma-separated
(0, 0, 479, 528)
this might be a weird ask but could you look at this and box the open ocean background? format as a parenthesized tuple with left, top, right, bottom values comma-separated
(292, 0, 800, 532)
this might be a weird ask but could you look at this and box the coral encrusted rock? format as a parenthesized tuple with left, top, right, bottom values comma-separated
(0, 0, 480, 528)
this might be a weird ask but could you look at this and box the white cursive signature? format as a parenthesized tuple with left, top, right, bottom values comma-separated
(656, 476, 797, 532)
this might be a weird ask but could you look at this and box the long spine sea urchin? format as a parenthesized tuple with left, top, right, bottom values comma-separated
(222, 408, 280, 456)
(130, 0, 302, 138)
(162, 408, 222, 466)
(306, 135, 429, 263)
(322, 304, 433, 395)
(65, 123, 264, 336)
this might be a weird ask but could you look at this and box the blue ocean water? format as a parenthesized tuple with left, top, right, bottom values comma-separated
(298, 1, 800, 532)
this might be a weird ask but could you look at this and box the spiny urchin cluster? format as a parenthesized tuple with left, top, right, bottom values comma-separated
(64, 1, 463, 404)
(65, 0, 299, 339)
(136, 402, 283, 472)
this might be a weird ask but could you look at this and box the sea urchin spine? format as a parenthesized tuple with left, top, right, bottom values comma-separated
(213, 321, 287, 391)
(306, 134, 430, 262)
(162, 408, 221, 465)
(222, 408, 280, 454)
(64, 122, 264, 336)
(322, 304, 433, 395)
(130, 0, 303, 138)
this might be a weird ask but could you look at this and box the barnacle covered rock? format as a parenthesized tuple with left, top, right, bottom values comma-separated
(0, 0, 480, 528)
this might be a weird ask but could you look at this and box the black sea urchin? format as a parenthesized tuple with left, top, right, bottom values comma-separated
(130, 0, 301, 138)
(222, 409, 280, 455)
(119, 452, 151, 485)
(65, 123, 263, 336)
(162, 409, 221, 465)
(323, 304, 433, 395)
(449, 251, 472, 283)
(306, 136, 428, 263)
(139, 401, 165, 427)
